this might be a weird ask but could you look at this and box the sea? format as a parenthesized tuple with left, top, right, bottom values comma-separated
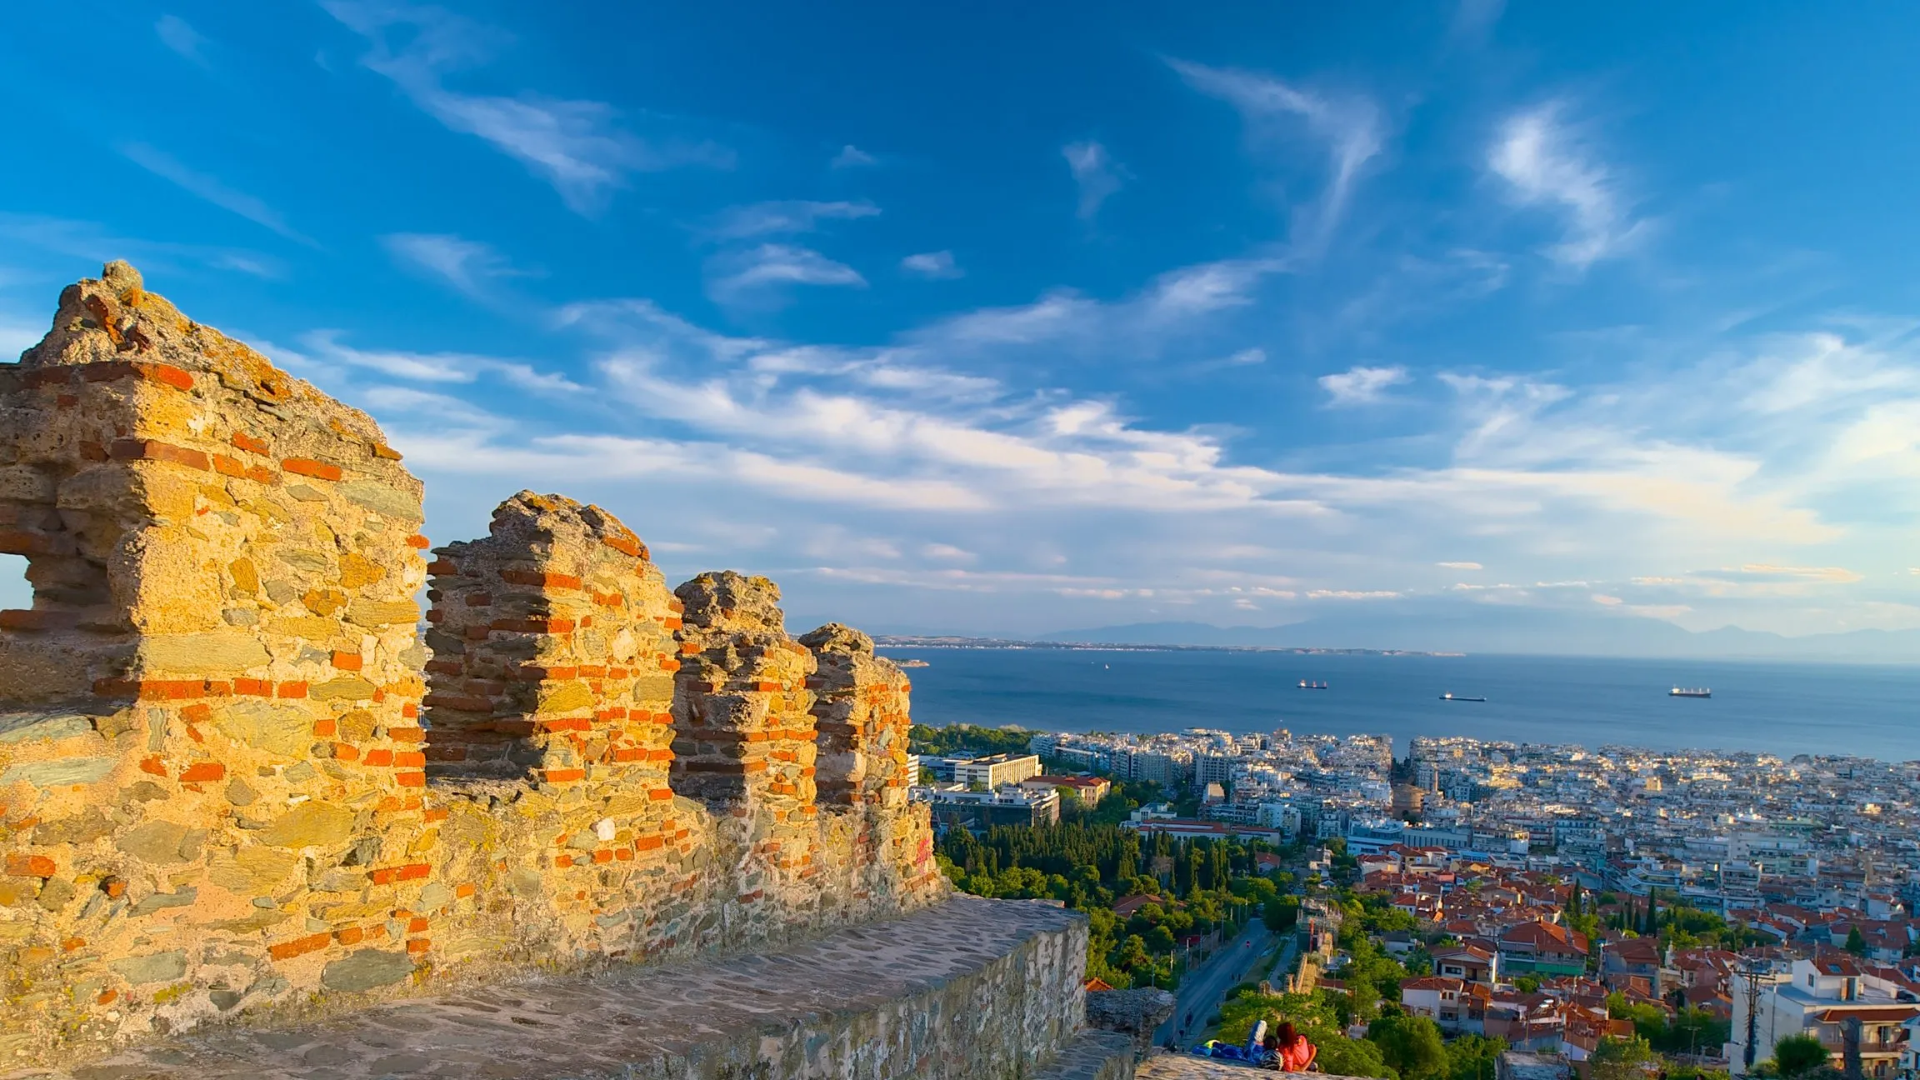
(880, 647, 1920, 762)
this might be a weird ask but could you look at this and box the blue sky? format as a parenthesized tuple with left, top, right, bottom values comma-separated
(3, 1, 1920, 639)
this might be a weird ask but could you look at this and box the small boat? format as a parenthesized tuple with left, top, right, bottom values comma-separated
(1439, 693, 1486, 702)
(1669, 687, 1711, 698)
(1297, 680, 1328, 690)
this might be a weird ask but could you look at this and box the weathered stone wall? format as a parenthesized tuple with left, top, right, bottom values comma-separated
(27, 896, 1103, 1080)
(0, 264, 944, 1069)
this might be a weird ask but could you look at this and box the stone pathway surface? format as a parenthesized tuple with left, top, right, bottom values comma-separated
(13, 896, 1083, 1080)
(1135, 1054, 1329, 1077)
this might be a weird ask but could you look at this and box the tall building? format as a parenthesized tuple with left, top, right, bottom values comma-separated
(1193, 751, 1234, 794)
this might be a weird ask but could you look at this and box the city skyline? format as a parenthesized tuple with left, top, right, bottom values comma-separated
(5, 3, 1920, 645)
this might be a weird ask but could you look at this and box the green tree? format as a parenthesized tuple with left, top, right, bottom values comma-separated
(1444, 1036, 1508, 1080)
(1845, 926, 1868, 956)
(1114, 934, 1150, 972)
(1368, 1013, 1448, 1080)
(1770, 1033, 1831, 1078)
(1265, 895, 1301, 931)
(1590, 1036, 1658, 1080)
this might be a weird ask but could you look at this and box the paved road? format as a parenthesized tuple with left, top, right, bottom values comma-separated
(1153, 922, 1274, 1049)
(1265, 932, 1298, 990)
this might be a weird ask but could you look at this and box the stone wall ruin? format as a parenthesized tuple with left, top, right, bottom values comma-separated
(0, 264, 944, 1067)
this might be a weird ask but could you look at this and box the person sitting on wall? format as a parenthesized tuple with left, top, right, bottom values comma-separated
(1269, 1022, 1317, 1072)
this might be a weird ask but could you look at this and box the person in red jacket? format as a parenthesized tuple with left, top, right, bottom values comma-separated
(1270, 1022, 1318, 1072)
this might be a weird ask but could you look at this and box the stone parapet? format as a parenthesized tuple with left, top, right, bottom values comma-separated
(19, 895, 1089, 1080)
(0, 265, 945, 1068)
(1136, 1057, 1330, 1077)
(1087, 987, 1179, 1061)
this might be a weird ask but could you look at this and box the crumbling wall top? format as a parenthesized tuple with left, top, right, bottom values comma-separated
(676, 571, 785, 635)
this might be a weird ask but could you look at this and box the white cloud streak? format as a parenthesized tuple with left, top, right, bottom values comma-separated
(901, 251, 963, 280)
(705, 244, 867, 307)
(120, 144, 317, 246)
(709, 200, 880, 239)
(381, 233, 534, 299)
(1319, 365, 1409, 406)
(155, 15, 208, 65)
(293, 329, 584, 394)
(323, 1, 731, 213)
(1062, 141, 1126, 221)
(1489, 102, 1647, 268)
(831, 145, 877, 168)
(1169, 59, 1382, 252)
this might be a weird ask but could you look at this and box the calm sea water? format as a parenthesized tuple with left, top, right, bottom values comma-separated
(882, 648, 1920, 762)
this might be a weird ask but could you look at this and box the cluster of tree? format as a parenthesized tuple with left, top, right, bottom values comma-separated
(1607, 993, 1731, 1055)
(907, 722, 1038, 757)
(1341, 890, 1424, 937)
(1585, 888, 1768, 950)
(1217, 991, 1506, 1080)
(938, 820, 1282, 989)
(1334, 922, 1417, 1025)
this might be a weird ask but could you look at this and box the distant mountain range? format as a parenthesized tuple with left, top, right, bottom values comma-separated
(1032, 606, 1920, 662)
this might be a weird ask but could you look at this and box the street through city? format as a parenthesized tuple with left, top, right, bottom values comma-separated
(1152, 922, 1279, 1049)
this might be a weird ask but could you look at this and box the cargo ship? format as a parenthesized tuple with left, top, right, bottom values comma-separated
(1297, 680, 1328, 690)
(1439, 692, 1486, 702)
(1669, 687, 1711, 698)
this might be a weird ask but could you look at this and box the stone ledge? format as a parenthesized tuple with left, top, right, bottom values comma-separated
(1032, 1029, 1138, 1080)
(11, 896, 1086, 1080)
(1136, 1052, 1340, 1076)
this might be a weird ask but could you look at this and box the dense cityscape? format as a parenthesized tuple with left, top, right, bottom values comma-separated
(910, 723, 1920, 1079)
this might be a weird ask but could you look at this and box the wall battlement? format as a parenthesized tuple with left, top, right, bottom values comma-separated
(0, 264, 944, 1067)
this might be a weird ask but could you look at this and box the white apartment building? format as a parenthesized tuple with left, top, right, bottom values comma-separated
(954, 753, 1042, 790)
(1726, 956, 1919, 1078)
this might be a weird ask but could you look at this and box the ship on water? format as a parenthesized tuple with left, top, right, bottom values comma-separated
(1670, 687, 1711, 698)
(1297, 679, 1328, 690)
(1440, 692, 1487, 702)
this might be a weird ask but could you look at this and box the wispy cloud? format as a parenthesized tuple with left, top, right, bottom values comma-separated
(1062, 141, 1126, 221)
(705, 244, 867, 308)
(0, 213, 283, 279)
(120, 143, 317, 246)
(831, 145, 877, 168)
(1489, 102, 1648, 268)
(1168, 59, 1382, 253)
(295, 329, 583, 394)
(710, 200, 879, 240)
(155, 14, 208, 65)
(359, 276, 1909, 634)
(381, 232, 535, 299)
(916, 255, 1286, 356)
(1449, 0, 1505, 46)
(1319, 364, 1409, 405)
(901, 250, 963, 280)
(323, 1, 731, 213)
